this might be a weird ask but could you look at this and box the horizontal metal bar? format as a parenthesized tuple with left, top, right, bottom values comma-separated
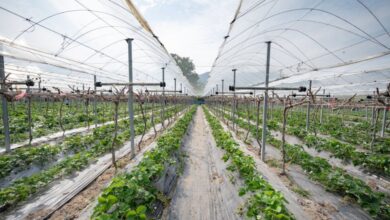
(3, 80, 34, 86)
(292, 94, 331, 97)
(232, 86, 306, 91)
(97, 82, 165, 87)
(216, 91, 253, 95)
(146, 90, 182, 93)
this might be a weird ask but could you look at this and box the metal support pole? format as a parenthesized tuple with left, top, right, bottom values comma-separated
(320, 89, 325, 124)
(162, 67, 165, 95)
(38, 77, 42, 110)
(174, 78, 176, 95)
(0, 55, 10, 152)
(161, 67, 165, 127)
(27, 75, 32, 144)
(216, 84, 219, 112)
(216, 84, 219, 115)
(261, 41, 271, 160)
(174, 78, 177, 116)
(381, 106, 387, 137)
(93, 75, 97, 128)
(126, 38, 135, 158)
(306, 80, 312, 131)
(232, 69, 237, 131)
(38, 77, 41, 92)
(270, 92, 274, 120)
(222, 79, 225, 119)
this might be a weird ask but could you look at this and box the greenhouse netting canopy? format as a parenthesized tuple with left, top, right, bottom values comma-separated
(205, 0, 390, 96)
(0, 0, 194, 93)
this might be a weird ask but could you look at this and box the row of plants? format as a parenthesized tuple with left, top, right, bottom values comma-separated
(0, 106, 167, 180)
(267, 137, 390, 219)
(0, 105, 183, 210)
(0, 100, 155, 146)
(266, 106, 389, 153)
(92, 106, 196, 219)
(204, 107, 293, 220)
(231, 106, 390, 177)
(302, 132, 390, 177)
(210, 106, 390, 219)
(233, 102, 387, 151)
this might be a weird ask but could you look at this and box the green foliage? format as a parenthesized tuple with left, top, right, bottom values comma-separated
(0, 144, 60, 179)
(92, 107, 196, 219)
(203, 107, 293, 220)
(213, 105, 390, 219)
(0, 102, 156, 147)
(0, 106, 182, 209)
(171, 53, 200, 89)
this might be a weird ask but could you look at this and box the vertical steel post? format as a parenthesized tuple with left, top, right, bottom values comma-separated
(232, 69, 237, 131)
(27, 75, 33, 144)
(126, 38, 135, 158)
(216, 84, 219, 115)
(381, 105, 387, 137)
(174, 78, 176, 95)
(261, 41, 271, 160)
(38, 77, 41, 92)
(306, 80, 312, 131)
(174, 78, 177, 116)
(161, 67, 165, 126)
(82, 84, 86, 114)
(38, 76, 42, 110)
(270, 92, 274, 120)
(162, 67, 165, 95)
(253, 90, 256, 116)
(222, 79, 224, 118)
(93, 75, 97, 128)
(320, 89, 325, 124)
(0, 56, 10, 152)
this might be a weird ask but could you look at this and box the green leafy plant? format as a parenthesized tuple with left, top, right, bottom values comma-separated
(92, 106, 196, 219)
(203, 107, 292, 220)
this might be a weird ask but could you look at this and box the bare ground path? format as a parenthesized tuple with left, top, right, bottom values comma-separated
(166, 107, 244, 220)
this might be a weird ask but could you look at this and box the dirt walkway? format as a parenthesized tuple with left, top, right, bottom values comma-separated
(167, 107, 244, 220)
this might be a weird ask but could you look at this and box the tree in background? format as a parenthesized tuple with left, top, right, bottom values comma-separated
(171, 53, 200, 90)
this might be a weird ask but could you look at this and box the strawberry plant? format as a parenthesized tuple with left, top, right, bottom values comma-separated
(204, 107, 293, 220)
(92, 106, 196, 219)
(0, 106, 182, 210)
(213, 106, 390, 219)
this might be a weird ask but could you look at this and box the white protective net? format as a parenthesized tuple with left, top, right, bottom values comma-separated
(205, 0, 390, 96)
(0, 0, 193, 94)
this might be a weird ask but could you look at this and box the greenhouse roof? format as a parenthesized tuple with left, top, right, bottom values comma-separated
(205, 0, 390, 96)
(0, 0, 389, 96)
(0, 0, 194, 93)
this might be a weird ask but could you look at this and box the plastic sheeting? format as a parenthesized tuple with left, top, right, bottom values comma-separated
(205, 0, 390, 96)
(0, 0, 193, 93)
